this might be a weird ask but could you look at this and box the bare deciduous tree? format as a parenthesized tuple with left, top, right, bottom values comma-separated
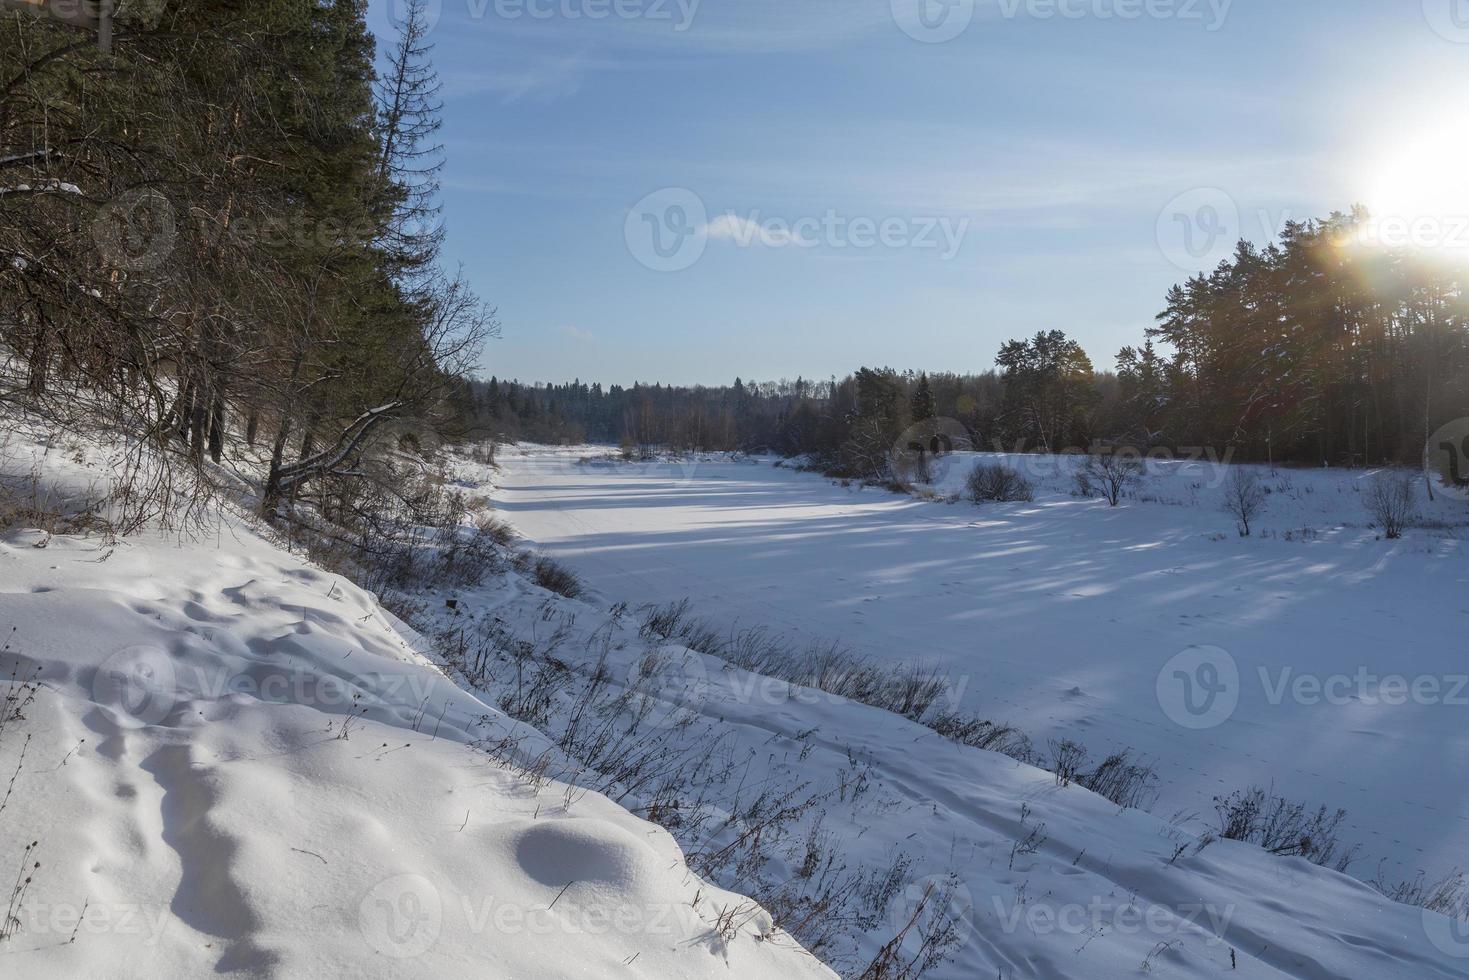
(1365, 472, 1417, 540)
(1222, 468, 1267, 537)
(1075, 451, 1145, 506)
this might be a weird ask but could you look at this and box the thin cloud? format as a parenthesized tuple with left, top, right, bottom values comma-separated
(705, 213, 795, 248)
(442, 52, 600, 103)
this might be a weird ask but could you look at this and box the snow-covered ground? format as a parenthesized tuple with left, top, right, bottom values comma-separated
(494, 445, 1469, 889)
(399, 443, 1469, 979)
(8, 419, 1469, 979)
(0, 428, 836, 979)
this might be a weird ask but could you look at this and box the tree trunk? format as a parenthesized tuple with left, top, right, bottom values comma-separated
(177, 379, 196, 445)
(27, 320, 48, 396)
(207, 393, 226, 463)
(189, 389, 207, 464)
(264, 419, 291, 510)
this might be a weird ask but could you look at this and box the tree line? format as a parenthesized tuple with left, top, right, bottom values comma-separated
(7, 3, 1463, 507)
(0, 0, 493, 526)
(483, 209, 1468, 477)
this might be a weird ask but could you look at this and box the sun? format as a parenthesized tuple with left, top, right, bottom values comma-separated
(1361, 121, 1469, 255)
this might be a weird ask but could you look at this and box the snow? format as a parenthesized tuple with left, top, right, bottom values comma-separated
(0, 429, 835, 979)
(7, 418, 1469, 978)
(475, 444, 1469, 975)
(0, 180, 82, 196)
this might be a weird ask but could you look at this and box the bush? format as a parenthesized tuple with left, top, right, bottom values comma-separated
(291, 455, 520, 602)
(532, 555, 585, 599)
(965, 463, 1034, 503)
(1074, 452, 1145, 506)
(1214, 786, 1358, 871)
(1048, 739, 1086, 787)
(1078, 751, 1158, 810)
(926, 711, 1033, 761)
(1365, 472, 1417, 539)
(431, 519, 506, 587)
(477, 515, 517, 548)
(1222, 468, 1267, 537)
(637, 599, 723, 655)
(1373, 868, 1469, 920)
(1045, 739, 1158, 808)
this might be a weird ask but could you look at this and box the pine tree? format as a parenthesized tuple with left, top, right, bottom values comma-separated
(375, 0, 446, 282)
(911, 373, 935, 424)
(997, 332, 1096, 451)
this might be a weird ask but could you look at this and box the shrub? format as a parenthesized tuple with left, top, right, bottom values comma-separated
(637, 598, 723, 655)
(926, 712, 1033, 762)
(1222, 468, 1267, 537)
(965, 463, 1034, 503)
(1048, 739, 1086, 787)
(1078, 751, 1158, 810)
(639, 598, 693, 641)
(1214, 786, 1358, 871)
(1044, 739, 1158, 809)
(532, 555, 585, 599)
(1373, 868, 1469, 920)
(1074, 452, 1145, 506)
(477, 515, 517, 548)
(1365, 472, 1417, 539)
(508, 549, 535, 575)
(431, 520, 505, 587)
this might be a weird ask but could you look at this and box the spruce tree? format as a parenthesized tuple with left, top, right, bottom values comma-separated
(375, 0, 446, 282)
(911, 373, 935, 423)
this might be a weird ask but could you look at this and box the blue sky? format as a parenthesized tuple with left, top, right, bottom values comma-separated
(367, 0, 1469, 386)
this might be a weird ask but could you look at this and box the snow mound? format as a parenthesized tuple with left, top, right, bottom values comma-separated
(0, 453, 833, 978)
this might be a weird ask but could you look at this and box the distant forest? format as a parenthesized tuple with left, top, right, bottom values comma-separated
(471, 209, 1469, 475)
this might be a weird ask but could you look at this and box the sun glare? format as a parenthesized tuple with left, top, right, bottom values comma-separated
(1361, 120, 1469, 255)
